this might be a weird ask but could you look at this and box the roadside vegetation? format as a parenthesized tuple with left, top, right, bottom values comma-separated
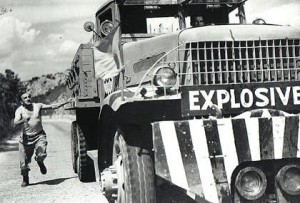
(0, 69, 70, 141)
(0, 69, 25, 141)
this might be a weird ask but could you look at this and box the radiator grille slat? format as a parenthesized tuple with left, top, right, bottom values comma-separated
(204, 42, 208, 84)
(197, 41, 201, 84)
(272, 40, 277, 80)
(280, 40, 284, 81)
(286, 39, 291, 80)
(211, 42, 215, 84)
(180, 39, 300, 85)
(225, 42, 229, 84)
(218, 42, 222, 84)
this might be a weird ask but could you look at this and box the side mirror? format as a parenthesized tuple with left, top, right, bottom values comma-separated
(84, 21, 95, 32)
(252, 18, 266, 25)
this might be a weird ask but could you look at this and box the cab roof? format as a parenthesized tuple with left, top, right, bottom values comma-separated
(97, 0, 246, 9)
(118, 0, 246, 5)
(96, 0, 246, 19)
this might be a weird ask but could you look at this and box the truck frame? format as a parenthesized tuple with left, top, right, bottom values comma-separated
(65, 0, 300, 202)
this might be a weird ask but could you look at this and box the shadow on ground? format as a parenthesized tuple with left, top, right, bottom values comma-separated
(29, 176, 77, 186)
(0, 142, 19, 152)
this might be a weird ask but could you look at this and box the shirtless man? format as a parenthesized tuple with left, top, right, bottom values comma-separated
(14, 92, 70, 187)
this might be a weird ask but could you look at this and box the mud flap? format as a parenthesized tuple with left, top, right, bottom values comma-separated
(152, 115, 300, 203)
(87, 150, 100, 182)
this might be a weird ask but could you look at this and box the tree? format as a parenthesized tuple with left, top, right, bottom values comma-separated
(0, 69, 24, 140)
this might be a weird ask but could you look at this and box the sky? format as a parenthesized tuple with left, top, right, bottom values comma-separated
(0, 0, 299, 81)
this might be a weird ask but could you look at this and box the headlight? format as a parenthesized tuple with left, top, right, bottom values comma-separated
(277, 165, 300, 195)
(235, 167, 267, 200)
(100, 20, 114, 36)
(152, 66, 176, 91)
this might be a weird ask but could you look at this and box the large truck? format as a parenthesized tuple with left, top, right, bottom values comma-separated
(65, 0, 300, 202)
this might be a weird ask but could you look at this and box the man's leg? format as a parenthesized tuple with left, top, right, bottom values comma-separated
(19, 142, 34, 187)
(35, 134, 48, 174)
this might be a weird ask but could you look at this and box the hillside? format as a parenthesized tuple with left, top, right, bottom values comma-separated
(23, 72, 71, 115)
(23, 72, 65, 97)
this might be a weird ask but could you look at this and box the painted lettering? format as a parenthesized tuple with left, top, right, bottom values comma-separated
(270, 87, 275, 106)
(276, 87, 291, 105)
(200, 90, 215, 110)
(183, 82, 300, 116)
(255, 88, 269, 107)
(185, 84, 300, 114)
(230, 89, 240, 108)
(293, 86, 300, 105)
(189, 91, 200, 110)
(217, 89, 230, 109)
(240, 89, 253, 108)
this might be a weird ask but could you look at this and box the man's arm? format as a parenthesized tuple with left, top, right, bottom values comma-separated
(13, 108, 29, 126)
(41, 100, 70, 110)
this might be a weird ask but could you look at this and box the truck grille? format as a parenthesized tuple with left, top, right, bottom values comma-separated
(179, 39, 300, 85)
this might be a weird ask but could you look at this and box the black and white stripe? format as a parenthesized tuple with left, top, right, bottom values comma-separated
(152, 115, 300, 203)
(174, 122, 203, 194)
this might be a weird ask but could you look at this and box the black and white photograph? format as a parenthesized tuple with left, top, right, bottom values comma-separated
(0, 0, 299, 202)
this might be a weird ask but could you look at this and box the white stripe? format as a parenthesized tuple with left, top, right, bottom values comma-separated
(245, 118, 260, 161)
(186, 190, 196, 200)
(159, 122, 189, 189)
(189, 120, 219, 203)
(217, 119, 239, 186)
(235, 111, 251, 118)
(261, 109, 271, 118)
(297, 117, 300, 158)
(272, 117, 285, 159)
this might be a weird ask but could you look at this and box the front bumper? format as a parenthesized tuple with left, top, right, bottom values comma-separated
(152, 115, 300, 202)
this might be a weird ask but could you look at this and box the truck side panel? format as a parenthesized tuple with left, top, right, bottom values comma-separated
(65, 44, 100, 109)
(79, 47, 98, 99)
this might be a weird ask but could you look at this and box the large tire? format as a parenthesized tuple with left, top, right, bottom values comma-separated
(76, 124, 95, 182)
(112, 130, 156, 203)
(71, 121, 78, 173)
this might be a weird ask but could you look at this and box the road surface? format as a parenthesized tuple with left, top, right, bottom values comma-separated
(0, 120, 108, 203)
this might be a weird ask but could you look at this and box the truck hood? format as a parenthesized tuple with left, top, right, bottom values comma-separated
(179, 24, 300, 43)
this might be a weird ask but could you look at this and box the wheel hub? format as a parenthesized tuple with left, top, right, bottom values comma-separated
(100, 166, 118, 201)
(100, 156, 124, 202)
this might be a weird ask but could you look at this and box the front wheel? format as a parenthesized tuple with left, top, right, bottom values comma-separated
(102, 130, 156, 203)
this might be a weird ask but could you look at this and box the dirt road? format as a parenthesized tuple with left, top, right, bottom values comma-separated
(0, 120, 108, 203)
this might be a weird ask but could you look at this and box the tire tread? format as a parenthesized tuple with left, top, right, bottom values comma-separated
(116, 131, 156, 203)
(77, 124, 95, 182)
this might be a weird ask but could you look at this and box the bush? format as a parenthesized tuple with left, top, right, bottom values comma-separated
(0, 69, 25, 141)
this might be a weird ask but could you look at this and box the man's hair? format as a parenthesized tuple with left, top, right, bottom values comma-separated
(20, 92, 31, 99)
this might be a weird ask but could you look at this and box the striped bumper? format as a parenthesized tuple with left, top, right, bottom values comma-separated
(152, 115, 300, 203)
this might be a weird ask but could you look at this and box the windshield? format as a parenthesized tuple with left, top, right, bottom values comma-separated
(120, 3, 242, 34)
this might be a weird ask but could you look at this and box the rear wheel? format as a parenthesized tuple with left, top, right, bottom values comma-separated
(102, 130, 156, 203)
(76, 123, 95, 182)
(71, 121, 78, 173)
